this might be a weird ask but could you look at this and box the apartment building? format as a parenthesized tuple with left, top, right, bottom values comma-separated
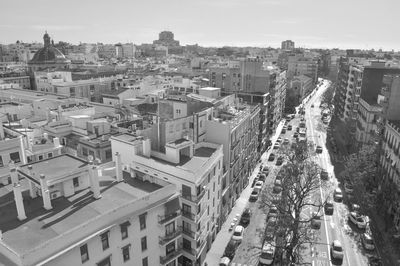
(287, 54, 319, 84)
(281, 40, 295, 50)
(206, 99, 260, 223)
(287, 74, 313, 107)
(0, 154, 181, 266)
(111, 134, 223, 266)
(379, 120, 400, 231)
(355, 62, 400, 144)
(335, 58, 364, 123)
(0, 76, 30, 90)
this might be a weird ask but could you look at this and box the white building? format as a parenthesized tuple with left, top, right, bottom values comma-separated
(0, 153, 182, 266)
(111, 134, 223, 266)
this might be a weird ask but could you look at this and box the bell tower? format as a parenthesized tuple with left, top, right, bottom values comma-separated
(43, 31, 51, 47)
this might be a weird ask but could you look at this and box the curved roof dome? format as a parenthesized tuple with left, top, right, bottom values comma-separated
(30, 46, 68, 64)
(29, 31, 69, 64)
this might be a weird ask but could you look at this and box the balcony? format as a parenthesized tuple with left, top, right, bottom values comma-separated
(158, 210, 181, 225)
(182, 227, 196, 239)
(182, 245, 197, 256)
(181, 189, 205, 204)
(159, 227, 182, 245)
(196, 206, 207, 220)
(160, 244, 182, 265)
(182, 210, 196, 221)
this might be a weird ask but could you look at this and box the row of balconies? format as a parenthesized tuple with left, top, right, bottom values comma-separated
(160, 243, 182, 265)
(181, 189, 206, 204)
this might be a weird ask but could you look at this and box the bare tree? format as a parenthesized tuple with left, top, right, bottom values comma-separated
(260, 141, 329, 264)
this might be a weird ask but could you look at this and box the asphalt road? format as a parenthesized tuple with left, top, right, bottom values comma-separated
(304, 80, 371, 266)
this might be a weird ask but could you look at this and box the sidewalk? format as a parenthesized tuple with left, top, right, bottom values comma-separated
(204, 120, 285, 266)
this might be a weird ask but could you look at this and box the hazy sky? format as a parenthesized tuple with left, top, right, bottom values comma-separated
(1, 0, 399, 50)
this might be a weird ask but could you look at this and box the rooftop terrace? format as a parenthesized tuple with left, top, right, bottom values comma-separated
(0, 171, 162, 259)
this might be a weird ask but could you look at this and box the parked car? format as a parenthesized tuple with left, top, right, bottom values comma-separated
(287, 125, 292, 130)
(258, 173, 266, 182)
(349, 212, 367, 229)
(273, 180, 283, 193)
(281, 128, 286, 134)
(311, 211, 322, 229)
(316, 145, 323, 153)
(311, 104, 314, 108)
(259, 240, 276, 265)
(334, 188, 343, 202)
(361, 233, 375, 250)
(262, 166, 269, 175)
(368, 255, 382, 266)
(273, 143, 280, 150)
(344, 182, 354, 194)
(277, 137, 282, 143)
(283, 138, 290, 145)
(320, 170, 329, 180)
(240, 208, 252, 226)
(223, 239, 239, 260)
(219, 257, 231, 266)
(268, 153, 276, 161)
(232, 225, 244, 241)
(350, 204, 360, 212)
(249, 190, 259, 202)
(254, 181, 264, 192)
(325, 200, 334, 215)
(267, 217, 278, 228)
(330, 240, 344, 260)
(276, 156, 284, 166)
(294, 132, 299, 138)
(268, 206, 278, 218)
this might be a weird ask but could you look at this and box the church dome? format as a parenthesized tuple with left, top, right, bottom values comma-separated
(29, 32, 69, 64)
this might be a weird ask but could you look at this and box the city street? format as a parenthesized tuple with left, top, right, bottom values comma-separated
(304, 80, 372, 266)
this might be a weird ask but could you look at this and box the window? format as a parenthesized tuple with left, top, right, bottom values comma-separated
(141, 236, 147, 251)
(142, 257, 148, 266)
(139, 213, 147, 230)
(38, 155, 43, 161)
(122, 245, 130, 262)
(73, 177, 79, 188)
(0, 156, 3, 167)
(97, 256, 111, 266)
(166, 242, 176, 255)
(9, 152, 20, 163)
(166, 261, 176, 266)
(176, 109, 181, 114)
(100, 231, 109, 250)
(120, 221, 130, 239)
(82, 147, 88, 156)
(80, 244, 89, 263)
(165, 221, 175, 236)
(48, 153, 53, 158)
(105, 150, 112, 160)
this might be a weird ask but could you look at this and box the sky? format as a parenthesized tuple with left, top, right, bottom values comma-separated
(1, 0, 399, 51)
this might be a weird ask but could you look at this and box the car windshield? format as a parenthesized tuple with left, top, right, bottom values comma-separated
(333, 245, 342, 252)
(357, 217, 365, 222)
(364, 237, 374, 244)
(233, 231, 241, 236)
(261, 250, 274, 259)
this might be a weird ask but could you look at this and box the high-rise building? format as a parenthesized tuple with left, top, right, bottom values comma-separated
(281, 40, 295, 50)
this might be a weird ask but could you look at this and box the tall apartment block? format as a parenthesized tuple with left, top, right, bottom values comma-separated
(281, 40, 295, 50)
(111, 134, 223, 266)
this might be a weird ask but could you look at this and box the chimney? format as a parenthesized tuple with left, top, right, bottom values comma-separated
(39, 174, 52, 210)
(9, 163, 27, 220)
(0, 123, 4, 140)
(27, 165, 37, 198)
(88, 161, 101, 199)
(53, 137, 60, 148)
(115, 152, 123, 182)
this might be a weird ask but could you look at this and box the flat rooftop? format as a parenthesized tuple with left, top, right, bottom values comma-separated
(0, 172, 162, 256)
(152, 146, 217, 174)
(19, 154, 88, 184)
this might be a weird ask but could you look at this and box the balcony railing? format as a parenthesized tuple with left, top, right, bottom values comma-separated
(160, 244, 182, 265)
(158, 210, 181, 225)
(182, 210, 196, 221)
(159, 227, 182, 245)
(181, 189, 205, 204)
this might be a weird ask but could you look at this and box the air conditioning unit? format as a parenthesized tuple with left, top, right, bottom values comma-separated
(51, 191, 61, 199)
